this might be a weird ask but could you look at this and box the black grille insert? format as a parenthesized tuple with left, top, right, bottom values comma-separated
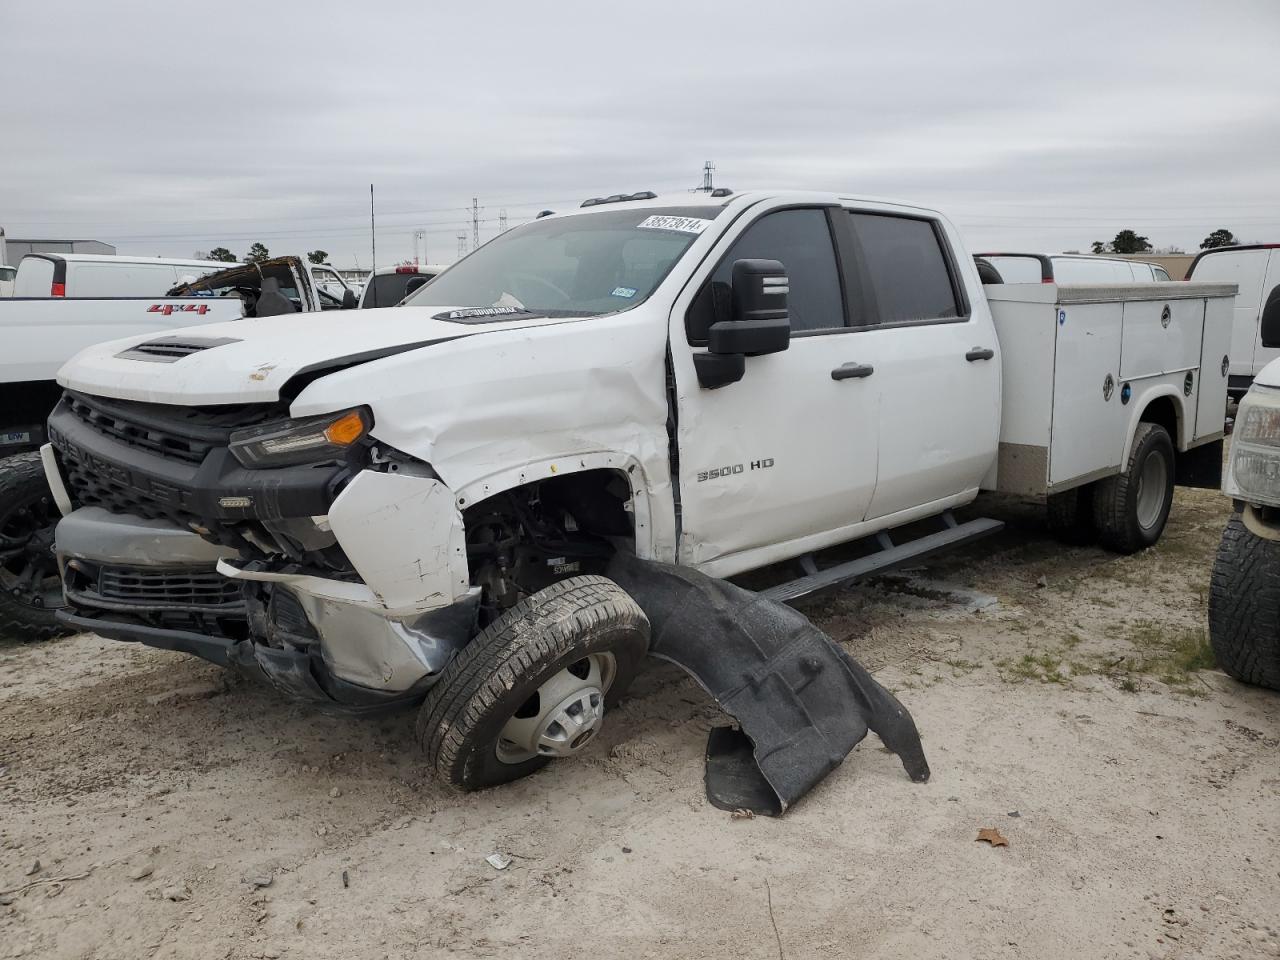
(63, 391, 285, 465)
(98, 565, 244, 609)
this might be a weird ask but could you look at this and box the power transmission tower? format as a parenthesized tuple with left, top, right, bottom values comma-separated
(413, 229, 426, 265)
(471, 197, 481, 251)
(499, 209, 508, 233)
(456, 234, 467, 259)
(700, 161, 715, 192)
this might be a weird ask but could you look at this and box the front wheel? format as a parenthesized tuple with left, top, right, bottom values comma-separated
(1208, 515, 1280, 691)
(1092, 422, 1175, 553)
(0, 452, 68, 641)
(415, 576, 650, 791)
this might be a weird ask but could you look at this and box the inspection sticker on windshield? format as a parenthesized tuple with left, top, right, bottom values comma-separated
(611, 286, 637, 299)
(637, 215, 712, 235)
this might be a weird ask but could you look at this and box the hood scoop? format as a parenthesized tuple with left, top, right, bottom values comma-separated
(116, 336, 243, 363)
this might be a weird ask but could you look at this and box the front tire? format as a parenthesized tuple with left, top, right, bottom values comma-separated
(0, 452, 68, 641)
(1092, 422, 1175, 553)
(1208, 515, 1280, 691)
(416, 576, 649, 791)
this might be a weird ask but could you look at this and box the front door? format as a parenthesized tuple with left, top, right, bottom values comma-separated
(668, 206, 879, 574)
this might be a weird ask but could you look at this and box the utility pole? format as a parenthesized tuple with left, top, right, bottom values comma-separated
(456, 234, 467, 259)
(471, 197, 481, 252)
(370, 183, 377, 273)
(499, 209, 508, 233)
(413, 229, 426, 266)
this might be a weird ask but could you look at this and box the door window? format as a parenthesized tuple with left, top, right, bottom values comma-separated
(703, 208, 845, 336)
(849, 213, 961, 323)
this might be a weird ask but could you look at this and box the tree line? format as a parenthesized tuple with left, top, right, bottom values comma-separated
(1090, 228, 1239, 255)
(198, 245, 330, 265)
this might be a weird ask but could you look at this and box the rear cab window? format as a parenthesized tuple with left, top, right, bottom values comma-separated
(848, 212, 964, 325)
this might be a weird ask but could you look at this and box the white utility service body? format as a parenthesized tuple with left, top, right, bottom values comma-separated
(45, 190, 1234, 709)
(988, 281, 1234, 496)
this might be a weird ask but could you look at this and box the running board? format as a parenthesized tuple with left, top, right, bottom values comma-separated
(761, 514, 1004, 605)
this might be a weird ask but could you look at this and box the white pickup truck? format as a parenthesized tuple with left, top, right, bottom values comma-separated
(1209, 298, 1280, 692)
(0, 255, 357, 638)
(40, 190, 1234, 789)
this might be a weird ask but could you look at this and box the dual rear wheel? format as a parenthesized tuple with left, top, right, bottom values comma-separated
(1046, 422, 1175, 554)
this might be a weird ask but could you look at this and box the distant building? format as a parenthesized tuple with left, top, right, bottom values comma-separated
(0, 231, 117, 263)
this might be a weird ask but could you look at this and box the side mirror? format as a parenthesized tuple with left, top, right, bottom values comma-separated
(694, 259, 791, 389)
(341, 289, 358, 310)
(1261, 285, 1280, 349)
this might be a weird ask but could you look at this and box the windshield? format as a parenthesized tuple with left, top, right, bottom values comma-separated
(403, 206, 721, 317)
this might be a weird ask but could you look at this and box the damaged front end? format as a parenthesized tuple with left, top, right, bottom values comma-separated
(47, 390, 479, 713)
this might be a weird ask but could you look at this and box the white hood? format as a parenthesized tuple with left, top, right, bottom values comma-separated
(56, 306, 578, 405)
(1255, 357, 1280, 390)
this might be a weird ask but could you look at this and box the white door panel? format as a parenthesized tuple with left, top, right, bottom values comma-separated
(1119, 297, 1204, 379)
(1258, 251, 1280, 376)
(671, 205, 879, 567)
(860, 320, 1000, 520)
(1190, 249, 1268, 378)
(674, 339, 878, 564)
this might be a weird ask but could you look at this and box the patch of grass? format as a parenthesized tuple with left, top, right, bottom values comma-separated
(943, 657, 979, 675)
(1001, 652, 1068, 685)
(1099, 620, 1216, 696)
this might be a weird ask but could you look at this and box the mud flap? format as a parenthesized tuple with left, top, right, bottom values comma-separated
(607, 554, 930, 816)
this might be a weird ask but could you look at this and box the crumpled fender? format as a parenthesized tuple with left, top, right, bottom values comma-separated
(607, 554, 930, 815)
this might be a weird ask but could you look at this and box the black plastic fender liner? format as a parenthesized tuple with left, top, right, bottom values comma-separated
(606, 554, 930, 815)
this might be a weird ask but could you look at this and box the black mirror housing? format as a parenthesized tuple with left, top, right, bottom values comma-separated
(694, 258, 791, 389)
(1261, 284, 1280, 349)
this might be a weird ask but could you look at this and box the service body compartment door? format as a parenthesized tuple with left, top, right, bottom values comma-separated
(1048, 301, 1125, 487)
(1195, 294, 1234, 439)
(1119, 297, 1204, 380)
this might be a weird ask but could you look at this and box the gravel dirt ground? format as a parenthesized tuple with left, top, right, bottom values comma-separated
(2, 488, 1278, 960)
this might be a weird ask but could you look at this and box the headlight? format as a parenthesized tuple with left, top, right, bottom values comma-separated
(1228, 386, 1280, 507)
(229, 407, 371, 469)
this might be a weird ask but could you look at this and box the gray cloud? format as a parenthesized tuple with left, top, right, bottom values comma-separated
(3, 0, 1279, 264)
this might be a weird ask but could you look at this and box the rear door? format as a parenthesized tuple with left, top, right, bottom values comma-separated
(844, 210, 1000, 521)
(671, 205, 880, 570)
(13, 256, 56, 297)
(1189, 249, 1270, 382)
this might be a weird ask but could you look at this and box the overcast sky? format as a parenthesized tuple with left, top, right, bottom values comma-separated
(3, 0, 1278, 268)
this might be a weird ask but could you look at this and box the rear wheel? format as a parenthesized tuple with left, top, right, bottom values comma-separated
(415, 576, 649, 790)
(1208, 514, 1280, 690)
(1092, 422, 1175, 553)
(0, 453, 68, 641)
(1046, 484, 1096, 545)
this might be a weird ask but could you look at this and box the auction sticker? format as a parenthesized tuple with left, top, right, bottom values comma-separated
(637, 215, 712, 235)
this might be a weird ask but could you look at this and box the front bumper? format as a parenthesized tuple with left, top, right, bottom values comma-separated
(51, 467, 478, 709)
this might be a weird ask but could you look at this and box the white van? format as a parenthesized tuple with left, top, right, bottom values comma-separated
(0, 265, 15, 297)
(1186, 244, 1280, 399)
(979, 252, 1172, 284)
(10, 254, 234, 299)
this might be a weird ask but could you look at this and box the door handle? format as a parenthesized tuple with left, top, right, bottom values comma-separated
(965, 347, 995, 362)
(831, 362, 875, 381)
